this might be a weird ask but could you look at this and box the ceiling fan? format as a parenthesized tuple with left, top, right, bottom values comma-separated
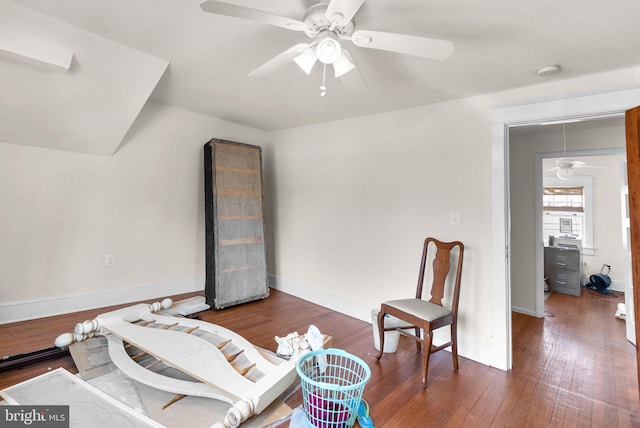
(200, 0, 454, 94)
(547, 124, 605, 180)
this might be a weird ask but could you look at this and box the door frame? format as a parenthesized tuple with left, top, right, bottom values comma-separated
(489, 87, 640, 371)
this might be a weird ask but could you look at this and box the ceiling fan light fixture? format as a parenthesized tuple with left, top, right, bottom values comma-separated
(293, 47, 317, 74)
(333, 52, 355, 77)
(315, 31, 342, 64)
(557, 166, 574, 180)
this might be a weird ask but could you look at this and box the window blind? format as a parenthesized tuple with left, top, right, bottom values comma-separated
(543, 186, 584, 212)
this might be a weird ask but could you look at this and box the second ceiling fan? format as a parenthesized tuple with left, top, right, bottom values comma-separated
(547, 124, 606, 180)
(200, 0, 454, 94)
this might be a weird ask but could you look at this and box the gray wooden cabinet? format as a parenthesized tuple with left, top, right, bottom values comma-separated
(203, 139, 269, 309)
(544, 246, 581, 296)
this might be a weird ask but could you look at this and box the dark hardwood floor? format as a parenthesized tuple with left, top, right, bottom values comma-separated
(1, 288, 639, 427)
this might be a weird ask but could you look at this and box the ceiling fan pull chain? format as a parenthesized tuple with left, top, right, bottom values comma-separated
(563, 124, 567, 162)
(320, 63, 327, 96)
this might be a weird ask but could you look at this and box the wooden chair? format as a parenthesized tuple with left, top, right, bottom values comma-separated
(375, 237, 464, 387)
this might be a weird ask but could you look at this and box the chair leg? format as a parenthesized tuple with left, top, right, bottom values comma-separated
(375, 309, 386, 360)
(422, 330, 433, 388)
(414, 327, 421, 352)
(451, 322, 459, 371)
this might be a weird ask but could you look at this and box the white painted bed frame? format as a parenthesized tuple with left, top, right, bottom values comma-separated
(55, 299, 297, 428)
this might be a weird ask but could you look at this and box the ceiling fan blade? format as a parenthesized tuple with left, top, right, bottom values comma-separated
(546, 167, 560, 172)
(573, 164, 606, 169)
(339, 50, 367, 93)
(248, 43, 311, 78)
(351, 30, 453, 61)
(200, 0, 308, 32)
(325, 0, 365, 26)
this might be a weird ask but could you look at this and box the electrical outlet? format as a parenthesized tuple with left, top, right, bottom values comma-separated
(449, 212, 460, 226)
(104, 254, 115, 267)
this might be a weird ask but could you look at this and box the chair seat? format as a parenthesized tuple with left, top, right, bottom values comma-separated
(385, 299, 451, 322)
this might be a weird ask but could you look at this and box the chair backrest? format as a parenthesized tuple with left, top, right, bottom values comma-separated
(415, 238, 464, 313)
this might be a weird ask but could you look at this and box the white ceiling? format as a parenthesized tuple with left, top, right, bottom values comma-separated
(4, 0, 640, 155)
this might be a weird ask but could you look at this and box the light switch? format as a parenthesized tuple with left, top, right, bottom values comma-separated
(449, 212, 460, 226)
(104, 254, 115, 267)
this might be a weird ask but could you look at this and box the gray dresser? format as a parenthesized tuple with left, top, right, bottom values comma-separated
(544, 246, 581, 296)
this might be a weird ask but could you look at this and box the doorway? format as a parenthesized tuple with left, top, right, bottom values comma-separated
(488, 86, 640, 371)
(508, 118, 627, 322)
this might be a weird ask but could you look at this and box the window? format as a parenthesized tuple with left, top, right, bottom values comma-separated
(543, 186, 584, 212)
(543, 177, 594, 255)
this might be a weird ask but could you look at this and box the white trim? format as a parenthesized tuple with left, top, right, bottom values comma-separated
(490, 87, 640, 126)
(269, 274, 371, 323)
(0, 278, 204, 325)
(491, 85, 640, 371)
(610, 279, 625, 293)
(511, 305, 537, 317)
(490, 122, 511, 371)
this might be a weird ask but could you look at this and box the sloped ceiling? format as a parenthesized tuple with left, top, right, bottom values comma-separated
(0, 1, 168, 156)
(3, 0, 640, 156)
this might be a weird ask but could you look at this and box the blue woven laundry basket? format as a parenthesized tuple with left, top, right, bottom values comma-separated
(296, 349, 371, 428)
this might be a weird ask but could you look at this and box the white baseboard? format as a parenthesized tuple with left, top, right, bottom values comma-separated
(610, 280, 625, 292)
(269, 274, 372, 323)
(511, 305, 536, 317)
(269, 274, 493, 368)
(0, 279, 204, 325)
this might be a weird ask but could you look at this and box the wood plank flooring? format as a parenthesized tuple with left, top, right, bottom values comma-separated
(1, 288, 638, 427)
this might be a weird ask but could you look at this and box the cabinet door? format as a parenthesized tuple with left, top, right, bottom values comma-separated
(204, 139, 269, 309)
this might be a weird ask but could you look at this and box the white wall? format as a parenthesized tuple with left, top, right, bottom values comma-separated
(263, 99, 496, 364)
(0, 101, 268, 322)
(509, 119, 626, 313)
